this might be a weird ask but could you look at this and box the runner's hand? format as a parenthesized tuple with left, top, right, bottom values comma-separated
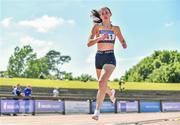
(98, 34, 108, 41)
(122, 42, 127, 49)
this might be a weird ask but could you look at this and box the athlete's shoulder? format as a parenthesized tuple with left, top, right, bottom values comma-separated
(112, 25, 121, 33)
(91, 24, 100, 31)
(112, 25, 120, 30)
(90, 24, 98, 35)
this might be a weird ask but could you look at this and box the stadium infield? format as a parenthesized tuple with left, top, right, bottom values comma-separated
(0, 112, 180, 125)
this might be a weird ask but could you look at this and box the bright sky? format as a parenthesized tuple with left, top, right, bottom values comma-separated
(0, 0, 179, 80)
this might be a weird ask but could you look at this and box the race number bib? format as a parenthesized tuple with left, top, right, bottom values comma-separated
(99, 30, 115, 41)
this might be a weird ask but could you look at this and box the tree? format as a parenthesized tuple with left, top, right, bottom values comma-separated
(81, 74, 91, 82)
(6, 45, 71, 79)
(24, 57, 49, 78)
(45, 50, 71, 79)
(0, 71, 8, 77)
(75, 74, 96, 82)
(7, 45, 36, 77)
(60, 71, 73, 80)
(123, 50, 180, 83)
(113, 78, 119, 82)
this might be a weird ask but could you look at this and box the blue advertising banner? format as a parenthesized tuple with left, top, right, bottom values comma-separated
(117, 101, 138, 112)
(140, 101, 161, 112)
(1, 99, 34, 113)
(121, 102, 126, 112)
(162, 102, 180, 112)
(92, 101, 115, 113)
(35, 100, 64, 113)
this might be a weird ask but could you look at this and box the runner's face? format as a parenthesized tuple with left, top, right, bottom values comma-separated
(100, 8, 111, 21)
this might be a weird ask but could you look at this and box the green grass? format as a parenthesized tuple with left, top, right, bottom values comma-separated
(0, 78, 180, 90)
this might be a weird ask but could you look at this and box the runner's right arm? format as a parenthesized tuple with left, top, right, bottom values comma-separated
(87, 25, 107, 47)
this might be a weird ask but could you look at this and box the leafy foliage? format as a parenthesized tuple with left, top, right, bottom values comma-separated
(123, 50, 180, 83)
(7, 45, 71, 79)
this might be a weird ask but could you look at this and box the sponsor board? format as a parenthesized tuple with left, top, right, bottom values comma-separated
(65, 100, 90, 114)
(92, 101, 115, 113)
(1, 99, 34, 113)
(35, 100, 64, 113)
(140, 101, 161, 112)
(162, 102, 180, 111)
(117, 101, 138, 112)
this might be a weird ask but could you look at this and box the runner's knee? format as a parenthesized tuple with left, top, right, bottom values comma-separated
(98, 79, 107, 90)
